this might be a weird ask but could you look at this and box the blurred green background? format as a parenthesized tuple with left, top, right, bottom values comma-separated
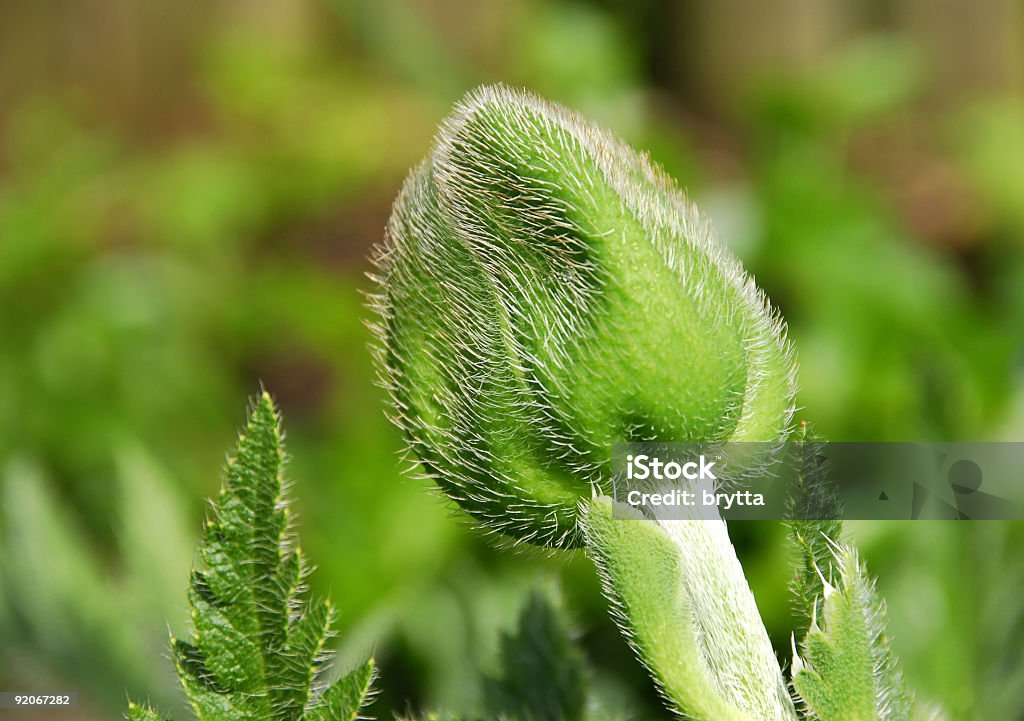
(1, 1, 1022, 720)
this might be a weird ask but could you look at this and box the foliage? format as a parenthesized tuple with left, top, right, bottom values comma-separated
(373, 86, 930, 721)
(0, 5, 1021, 721)
(127, 394, 375, 721)
(482, 592, 588, 721)
(791, 546, 913, 721)
(786, 425, 844, 640)
(0, 452, 193, 714)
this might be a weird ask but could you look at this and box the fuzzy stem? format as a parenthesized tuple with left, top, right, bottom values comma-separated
(584, 497, 798, 721)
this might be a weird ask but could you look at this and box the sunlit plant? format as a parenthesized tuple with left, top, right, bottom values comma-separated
(126, 85, 939, 721)
(126, 394, 375, 721)
(370, 84, 934, 721)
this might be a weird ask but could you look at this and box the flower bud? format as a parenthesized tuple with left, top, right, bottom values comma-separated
(370, 85, 796, 548)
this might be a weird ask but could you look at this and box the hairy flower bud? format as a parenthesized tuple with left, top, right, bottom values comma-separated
(370, 85, 796, 548)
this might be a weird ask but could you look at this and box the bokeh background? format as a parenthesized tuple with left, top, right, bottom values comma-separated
(1, 1, 1023, 720)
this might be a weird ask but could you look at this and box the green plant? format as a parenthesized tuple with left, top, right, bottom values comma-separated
(123, 391, 592, 721)
(1, 450, 193, 714)
(124, 86, 942, 721)
(371, 85, 935, 721)
(126, 394, 375, 721)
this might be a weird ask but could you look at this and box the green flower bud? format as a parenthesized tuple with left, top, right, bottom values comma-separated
(370, 85, 796, 548)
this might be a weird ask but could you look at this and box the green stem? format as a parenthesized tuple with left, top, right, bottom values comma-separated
(584, 497, 798, 721)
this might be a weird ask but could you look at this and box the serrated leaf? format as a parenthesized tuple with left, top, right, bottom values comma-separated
(281, 596, 335, 705)
(307, 660, 376, 721)
(482, 592, 586, 721)
(188, 572, 266, 694)
(792, 545, 914, 721)
(786, 426, 844, 641)
(173, 637, 264, 719)
(200, 396, 291, 660)
(127, 392, 375, 721)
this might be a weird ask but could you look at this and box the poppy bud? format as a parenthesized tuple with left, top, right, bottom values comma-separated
(370, 85, 796, 548)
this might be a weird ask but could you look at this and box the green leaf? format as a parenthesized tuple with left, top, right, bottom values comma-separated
(583, 497, 797, 721)
(786, 424, 844, 641)
(483, 592, 586, 721)
(307, 662, 376, 721)
(792, 544, 914, 721)
(128, 392, 375, 721)
(1, 458, 165, 708)
(117, 444, 195, 637)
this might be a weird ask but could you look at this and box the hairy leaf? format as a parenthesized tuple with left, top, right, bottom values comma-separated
(792, 544, 914, 721)
(786, 423, 844, 642)
(307, 661, 375, 721)
(483, 592, 587, 721)
(127, 393, 375, 721)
